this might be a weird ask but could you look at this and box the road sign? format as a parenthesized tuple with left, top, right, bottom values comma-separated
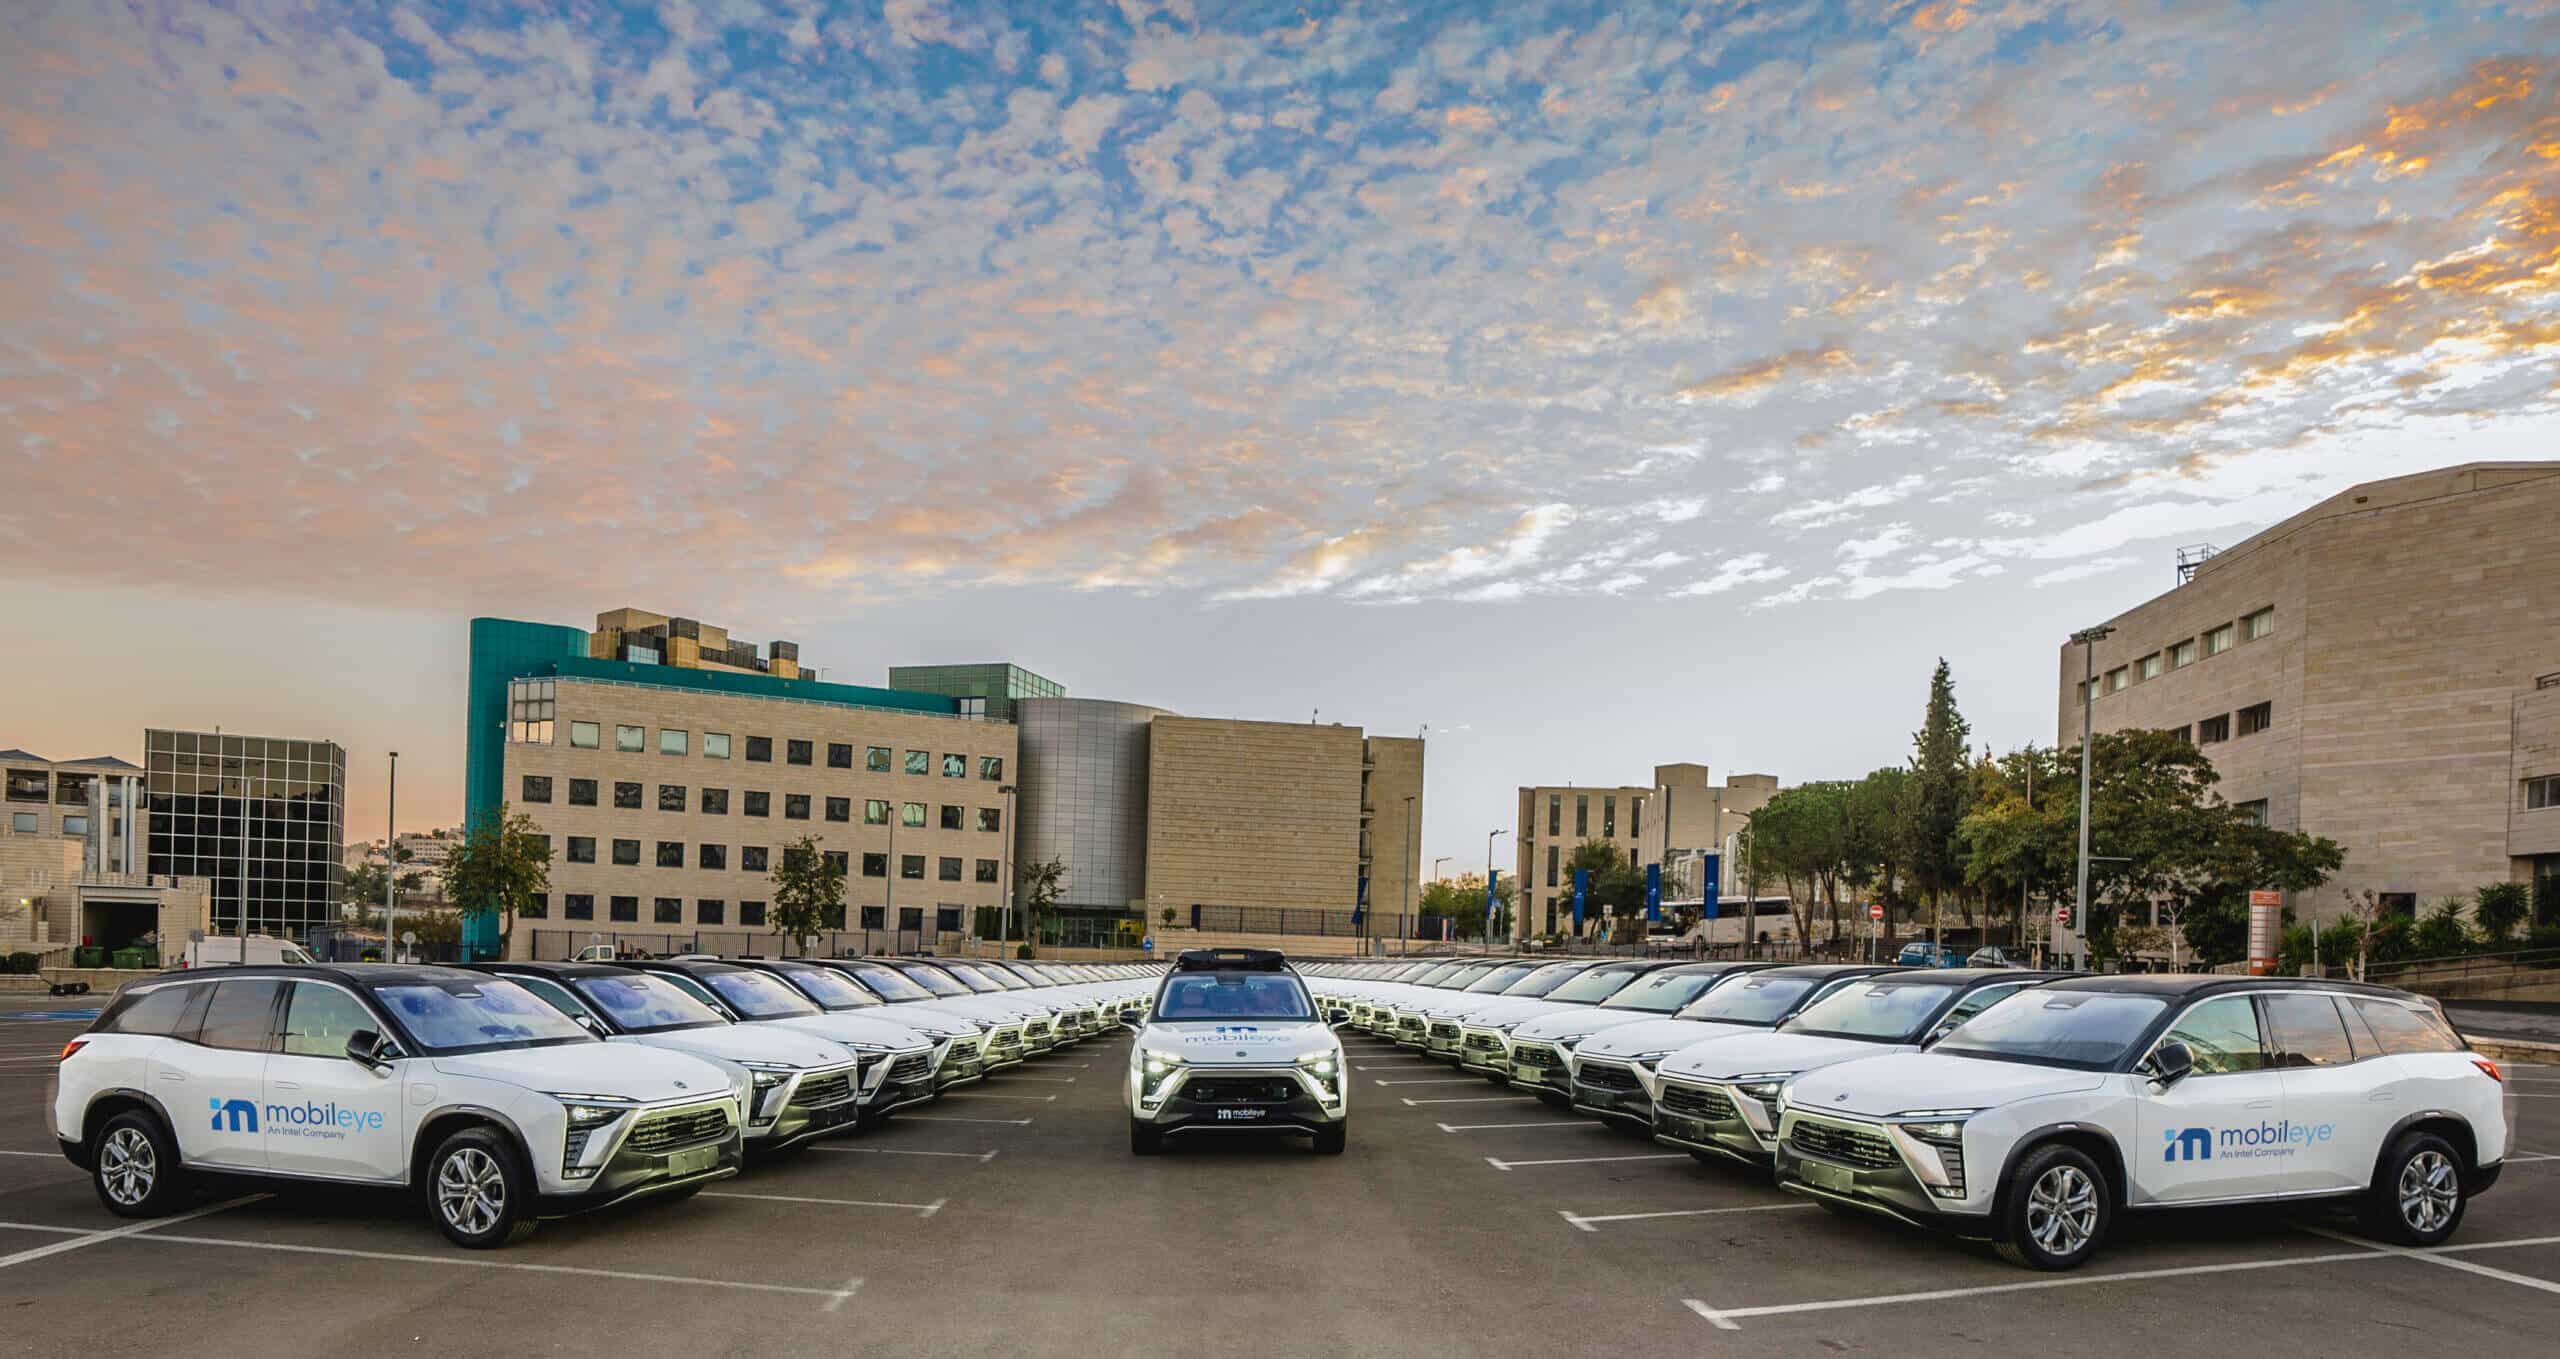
(1141, 937, 1155, 953)
(1867, 903, 1884, 921)
(1701, 854, 1720, 920)
(1645, 864, 1662, 923)
(2053, 905, 2072, 927)
(2247, 890, 2282, 975)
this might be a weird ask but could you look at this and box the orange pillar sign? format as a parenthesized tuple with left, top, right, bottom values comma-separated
(2247, 890, 2283, 975)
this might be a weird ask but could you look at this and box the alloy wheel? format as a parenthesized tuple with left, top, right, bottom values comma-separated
(2398, 1149, 2459, 1234)
(100, 1126, 156, 1206)
(435, 1147, 506, 1237)
(2025, 1164, 2098, 1257)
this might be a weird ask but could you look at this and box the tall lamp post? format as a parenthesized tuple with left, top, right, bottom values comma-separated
(1395, 795, 1415, 959)
(383, 752, 398, 963)
(997, 784, 1016, 955)
(1485, 829, 1508, 946)
(2070, 625, 2115, 960)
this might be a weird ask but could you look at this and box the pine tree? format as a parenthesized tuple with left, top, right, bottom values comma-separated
(1904, 658, 1973, 933)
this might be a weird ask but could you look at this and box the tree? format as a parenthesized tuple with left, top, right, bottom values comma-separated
(440, 804, 550, 960)
(1016, 856, 1067, 956)
(1902, 659, 1973, 933)
(1558, 840, 1642, 935)
(2412, 896, 2472, 959)
(1420, 873, 1513, 941)
(2476, 881, 2530, 945)
(768, 834, 845, 958)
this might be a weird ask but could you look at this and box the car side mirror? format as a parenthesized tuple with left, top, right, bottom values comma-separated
(1328, 1009, 1353, 1027)
(576, 1015, 607, 1037)
(2148, 1040, 2195, 1087)
(1118, 1007, 1145, 1027)
(345, 1029, 394, 1071)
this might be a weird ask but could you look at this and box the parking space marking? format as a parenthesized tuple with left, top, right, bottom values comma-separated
(1401, 1096, 1535, 1106)
(903, 1114, 1034, 1126)
(1561, 1203, 1813, 1232)
(1437, 1120, 1600, 1132)
(1355, 1064, 1432, 1072)
(942, 1093, 1056, 1102)
(704, 1191, 945, 1218)
(0, 1196, 259, 1270)
(1485, 1153, 1688, 1171)
(2306, 1227, 2560, 1300)
(812, 1146, 999, 1161)
(2506, 1153, 2560, 1164)
(1373, 1078, 1482, 1086)
(821, 1276, 864, 1313)
(0, 1150, 61, 1158)
(985, 1075, 1078, 1084)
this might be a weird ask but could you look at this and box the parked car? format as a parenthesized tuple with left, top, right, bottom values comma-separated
(1127, 948, 1347, 1155)
(619, 959, 942, 1123)
(1895, 941, 1965, 968)
(1564, 964, 1901, 1126)
(1772, 975, 2510, 1270)
(1965, 946, 2030, 969)
(179, 936, 317, 968)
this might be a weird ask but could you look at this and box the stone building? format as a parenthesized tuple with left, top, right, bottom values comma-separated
(1512, 763, 1780, 941)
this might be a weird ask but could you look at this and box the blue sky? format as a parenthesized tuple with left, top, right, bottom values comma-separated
(5, 1, 2557, 870)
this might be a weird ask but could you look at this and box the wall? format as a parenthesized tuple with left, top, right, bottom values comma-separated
(1363, 735, 1426, 924)
(1016, 698, 1164, 912)
(1144, 717, 1366, 916)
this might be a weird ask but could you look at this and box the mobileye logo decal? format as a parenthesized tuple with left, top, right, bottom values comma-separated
(2163, 1121, 2334, 1162)
(210, 1095, 386, 1141)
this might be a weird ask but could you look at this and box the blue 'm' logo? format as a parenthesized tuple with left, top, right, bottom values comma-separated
(2164, 1127, 2211, 1162)
(210, 1098, 258, 1133)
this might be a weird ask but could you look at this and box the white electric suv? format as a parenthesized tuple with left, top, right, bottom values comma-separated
(1128, 949, 1348, 1155)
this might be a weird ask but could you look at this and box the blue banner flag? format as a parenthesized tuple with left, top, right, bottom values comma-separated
(1701, 853, 1722, 920)
(1485, 869, 1500, 939)
(1646, 863, 1662, 923)
(1572, 868, 1589, 931)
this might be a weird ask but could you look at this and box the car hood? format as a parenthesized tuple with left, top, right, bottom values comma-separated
(896, 995, 1029, 1024)
(430, 1042, 731, 1101)
(1463, 998, 1589, 1029)
(748, 1013, 935, 1052)
(1781, 1052, 2107, 1118)
(616, 1027, 854, 1069)
(1656, 1032, 1900, 1082)
(1576, 1017, 1762, 1060)
(1511, 1008, 1665, 1043)
(1421, 993, 1521, 1019)
(1141, 1021, 1332, 1067)
(874, 1003, 994, 1038)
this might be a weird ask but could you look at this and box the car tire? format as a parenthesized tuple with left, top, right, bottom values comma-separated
(1991, 1143, 2110, 1271)
(91, 1110, 186, 1219)
(1129, 1119, 1164, 1156)
(2360, 1131, 2466, 1246)
(425, 1126, 536, 1249)
(1312, 1123, 1347, 1156)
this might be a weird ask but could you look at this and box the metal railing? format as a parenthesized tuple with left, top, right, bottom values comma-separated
(2364, 945, 2560, 988)
(531, 927, 1014, 961)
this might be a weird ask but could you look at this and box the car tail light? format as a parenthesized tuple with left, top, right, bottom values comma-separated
(2473, 1058, 2504, 1084)
(59, 1039, 87, 1062)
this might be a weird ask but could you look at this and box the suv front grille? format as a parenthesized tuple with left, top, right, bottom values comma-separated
(1463, 1031, 1504, 1053)
(1428, 1021, 1460, 1040)
(1574, 1060, 1641, 1093)
(1658, 1081, 1733, 1120)
(1398, 1016, 1425, 1035)
(790, 1070, 858, 1109)
(1025, 1020, 1051, 1037)
(1788, 1118, 1898, 1171)
(886, 1052, 933, 1084)
(1182, 1077, 1300, 1105)
(1511, 1043, 1560, 1069)
(625, 1103, 732, 1154)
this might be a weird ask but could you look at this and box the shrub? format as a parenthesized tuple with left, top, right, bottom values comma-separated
(1, 952, 39, 975)
(2411, 897, 2472, 959)
(2476, 882, 2530, 945)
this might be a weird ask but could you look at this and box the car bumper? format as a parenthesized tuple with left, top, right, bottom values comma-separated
(1457, 1031, 1511, 1075)
(1650, 1084, 1776, 1165)
(1424, 1023, 1465, 1058)
(1507, 1044, 1570, 1091)
(1132, 1067, 1346, 1135)
(541, 1127, 743, 1216)
(1569, 1064, 1654, 1124)
(1772, 1111, 1983, 1230)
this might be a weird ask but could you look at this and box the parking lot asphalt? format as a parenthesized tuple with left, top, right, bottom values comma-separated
(3, 1003, 2558, 1356)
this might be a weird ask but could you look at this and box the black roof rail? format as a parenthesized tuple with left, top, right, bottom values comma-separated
(1173, 947, 1290, 972)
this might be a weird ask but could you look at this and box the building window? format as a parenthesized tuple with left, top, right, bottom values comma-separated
(654, 897, 681, 925)
(616, 725, 645, 753)
(1632, 798, 1643, 839)
(610, 837, 640, 867)
(904, 750, 930, 776)
(10, 810, 37, 832)
(614, 781, 642, 810)
(975, 858, 999, 883)
(2236, 702, 2273, 737)
(739, 900, 766, 927)
(865, 799, 890, 825)
(2197, 713, 2232, 744)
(826, 796, 851, 823)
(902, 801, 926, 828)
(1600, 796, 1615, 838)
(937, 907, 964, 934)
(823, 851, 849, 877)
(937, 856, 963, 882)
(521, 775, 552, 804)
(699, 843, 726, 870)
(2169, 639, 2197, 669)
(828, 743, 853, 769)
(660, 729, 688, 757)
(2541, 674, 2560, 692)
(860, 906, 885, 930)
(894, 907, 922, 932)
(2106, 666, 2129, 693)
(977, 807, 1001, 832)
(741, 845, 769, 872)
(697, 899, 725, 925)
(565, 893, 594, 920)
(787, 739, 813, 766)
(1575, 796, 1589, 836)
(1547, 795, 1560, 836)
(744, 791, 770, 818)
(2202, 623, 2234, 657)
(521, 894, 547, 920)
(569, 721, 600, 749)
(659, 784, 686, 813)
(745, 736, 772, 763)
(507, 679, 558, 744)
(941, 754, 965, 779)
(2138, 653, 2162, 681)
(1545, 844, 1558, 888)
(656, 841, 684, 868)
(867, 747, 892, 773)
(2166, 725, 2192, 744)
(2234, 800, 2268, 826)
(939, 804, 963, 831)
(901, 854, 926, 880)
(2075, 681, 2089, 708)
(2526, 776, 2560, 811)
(701, 787, 729, 815)
(785, 794, 811, 821)
(979, 756, 1003, 781)
(2242, 607, 2274, 641)
(704, 732, 731, 759)
(862, 852, 888, 878)
(610, 896, 638, 923)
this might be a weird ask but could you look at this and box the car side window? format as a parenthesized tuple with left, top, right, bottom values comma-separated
(280, 984, 378, 1058)
(2158, 995, 2266, 1075)
(2263, 992, 2358, 1067)
(516, 976, 599, 1023)
(1945, 983, 2029, 1028)
(658, 974, 730, 1014)
(100, 984, 199, 1037)
(2347, 997, 2465, 1056)
(198, 979, 285, 1053)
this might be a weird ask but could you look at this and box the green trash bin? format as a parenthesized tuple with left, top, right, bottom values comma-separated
(74, 946, 107, 969)
(111, 948, 148, 971)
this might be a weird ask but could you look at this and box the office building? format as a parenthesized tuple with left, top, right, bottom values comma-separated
(3, 747, 207, 958)
(1014, 697, 1166, 939)
(143, 729, 346, 938)
(2059, 462, 2560, 931)
(1512, 763, 1779, 941)
(889, 663, 1066, 723)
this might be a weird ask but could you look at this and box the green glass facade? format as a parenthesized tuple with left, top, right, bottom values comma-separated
(885, 663, 1065, 722)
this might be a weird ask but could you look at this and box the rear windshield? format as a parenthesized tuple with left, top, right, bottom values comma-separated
(1930, 991, 2169, 1069)
(1676, 975, 1820, 1025)
(841, 963, 936, 1002)
(1601, 970, 1729, 1013)
(571, 974, 724, 1033)
(1155, 973, 1314, 1022)
(373, 979, 593, 1054)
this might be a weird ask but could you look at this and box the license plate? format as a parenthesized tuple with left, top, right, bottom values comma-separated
(666, 1145, 719, 1177)
(1804, 1160, 1855, 1193)
(1214, 1107, 1268, 1121)
(1662, 1114, 1707, 1138)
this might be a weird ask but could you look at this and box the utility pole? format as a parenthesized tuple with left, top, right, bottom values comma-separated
(384, 752, 398, 963)
(2020, 746, 2033, 962)
(998, 784, 1016, 957)
(1398, 795, 1415, 960)
(1486, 829, 1508, 946)
(2071, 625, 2115, 964)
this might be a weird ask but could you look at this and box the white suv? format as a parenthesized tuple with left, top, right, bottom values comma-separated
(52, 964, 744, 1248)
(1128, 949, 1348, 1155)
(1774, 976, 2511, 1270)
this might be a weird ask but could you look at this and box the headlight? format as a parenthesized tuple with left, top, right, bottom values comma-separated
(547, 1094, 635, 1178)
(1296, 1051, 1339, 1076)
(1136, 1050, 1184, 1103)
(738, 1062, 795, 1119)
(1888, 1110, 1982, 1198)
(1629, 1051, 1673, 1069)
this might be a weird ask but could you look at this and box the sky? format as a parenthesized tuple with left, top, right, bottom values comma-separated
(4, 1, 2557, 884)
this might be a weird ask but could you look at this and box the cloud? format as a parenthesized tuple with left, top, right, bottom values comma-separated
(1673, 553, 1792, 597)
(2030, 555, 2141, 587)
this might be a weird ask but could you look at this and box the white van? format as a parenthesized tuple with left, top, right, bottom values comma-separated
(180, 936, 317, 968)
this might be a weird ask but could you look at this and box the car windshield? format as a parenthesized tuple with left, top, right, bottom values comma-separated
(932, 965, 1002, 994)
(1930, 991, 2171, 1069)
(701, 970, 824, 1018)
(1501, 964, 1587, 998)
(1544, 967, 1642, 1005)
(373, 979, 593, 1054)
(892, 964, 973, 998)
(1155, 974, 1315, 1021)
(843, 963, 936, 1002)
(570, 974, 725, 1033)
(1407, 964, 1464, 985)
(965, 965, 1030, 990)
(1783, 979, 1958, 1041)
(779, 967, 882, 1009)
(1432, 967, 1493, 989)
(1601, 970, 1729, 1012)
(1464, 964, 1541, 993)
(1676, 974, 1822, 1025)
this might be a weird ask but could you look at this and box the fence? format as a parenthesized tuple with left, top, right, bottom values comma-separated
(528, 927, 1023, 961)
(1187, 906, 1451, 941)
(2365, 945, 2560, 989)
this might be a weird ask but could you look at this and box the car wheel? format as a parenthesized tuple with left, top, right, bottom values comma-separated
(1129, 1119, 1164, 1156)
(1312, 1122, 1347, 1156)
(2361, 1131, 2465, 1246)
(426, 1127, 535, 1249)
(91, 1110, 186, 1219)
(1992, 1143, 2109, 1271)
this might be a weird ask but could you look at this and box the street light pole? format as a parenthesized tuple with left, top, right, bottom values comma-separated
(2071, 625, 2115, 963)
(384, 752, 398, 963)
(1398, 795, 1415, 960)
(1486, 829, 1508, 947)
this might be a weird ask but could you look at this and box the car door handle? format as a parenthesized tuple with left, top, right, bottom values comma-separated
(2367, 1090, 2396, 1103)
(155, 1071, 186, 1082)
(2246, 1099, 2275, 1109)
(272, 1081, 303, 1092)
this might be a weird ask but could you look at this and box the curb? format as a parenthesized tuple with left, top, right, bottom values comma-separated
(2463, 1035, 2560, 1064)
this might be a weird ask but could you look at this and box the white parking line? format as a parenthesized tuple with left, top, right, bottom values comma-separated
(2306, 1226, 2560, 1299)
(1373, 1078, 1482, 1087)
(822, 1276, 864, 1313)
(942, 1093, 1056, 1102)
(902, 1115, 1034, 1126)
(0, 1196, 259, 1270)
(1401, 1096, 1534, 1106)
(1680, 1233, 2560, 1330)
(704, 1192, 944, 1218)
(1561, 1203, 1813, 1232)
(812, 1146, 999, 1162)
(1485, 1153, 1688, 1171)
(985, 1075, 1078, 1084)
(1355, 1064, 1431, 1072)
(0, 1150, 61, 1159)
(1437, 1121, 1600, 1133)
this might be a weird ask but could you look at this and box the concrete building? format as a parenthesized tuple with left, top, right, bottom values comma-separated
(2059, 462, 2560, 933)
(1512, 764, 1780, 941)
(2, 747, 210, 960)
(143, 729, 346, 938)
(1014, 697, 1166, 941)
